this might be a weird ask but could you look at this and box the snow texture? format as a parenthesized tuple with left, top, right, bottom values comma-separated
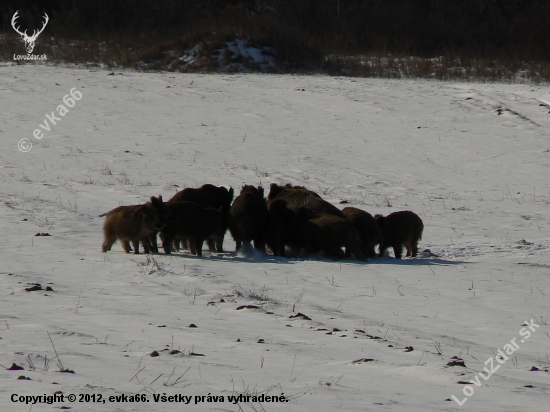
(1, 65, 550, 411)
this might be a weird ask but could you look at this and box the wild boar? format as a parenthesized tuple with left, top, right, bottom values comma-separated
(266, 183, 342, 217)
(100, 196, 165, 254)
(228, 185, 268, 252)
(265, 198, 305, 257)
(374, 210, 424, 259)
(160, 201, 226, 257)
(342, 207, 381, 259)
(168, 184, 233, 252)
(168, 184, 234, 207)
(267, 183, 321, 201)
(265, 183, 344, 257)
(300, 211, 367, 261)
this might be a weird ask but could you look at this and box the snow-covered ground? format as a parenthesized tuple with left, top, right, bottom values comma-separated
(1, 64, 549, 411)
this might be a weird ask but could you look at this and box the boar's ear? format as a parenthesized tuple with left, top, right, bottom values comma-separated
(268, 183, 279, 199)
(258, 186, 264, 196)
(228, 187, 234, 201)
(158, 195, 163, 203)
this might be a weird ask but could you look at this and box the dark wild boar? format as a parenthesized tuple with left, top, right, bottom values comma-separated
(267, 183, 321, 201)
(228, 185, 268, 252)
(168, 184, 233, 252)
(265, 183, 344, 257)
(342, 207, 381, 259)
(300, 211, 367, 261)
(161, 201, 226, 257)
(265, 198, 304, 257)
(266, 183, 342, 217)
(374, 210, 424, 259)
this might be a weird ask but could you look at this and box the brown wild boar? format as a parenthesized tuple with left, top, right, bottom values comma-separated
(168, 184, 233, 252)
(160, 201, 226, 257)
(300, 211, 367, 261)
(99, 205, 140, 253)
(374, 210, 424, 259)
(100, 196, 165, 254)
(342, 207, 381, 259)
(100, 197, 168, 253)
(228, 185, 268, 252)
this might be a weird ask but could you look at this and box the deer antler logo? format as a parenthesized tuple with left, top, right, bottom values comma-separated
(11, 11, 49, 54)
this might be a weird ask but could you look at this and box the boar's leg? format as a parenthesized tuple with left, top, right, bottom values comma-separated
(378, 242, 389, 258)
(206, 238, 216, 252)
(254, 237, 266, 254)
(271, 237, 287, 257)
(366, 243, 378, 260)
(120, 240, 132, 253)
(172, 239, 180, 252)
(411, 241, 419, 257)
(190, 237, 204, 257)
(214, 237, 224, 253)
(278, 241, 288, 257)
(160, 232, 177, 252)
(392, 243, 403, 259)
(266, 241, 279, 256)
(234, 237, 242, 251)
(122, 240, 133, 253)
(142, 236, 155, 254)
(102, 235, 117, 253)
(161, 233, 173, 255)
(187, 237, 198, 255)
(346, 243, 367, 261)
(322, 246, 345, 260)
(132, 240, 141, 254)
(148, 232, 159, 253)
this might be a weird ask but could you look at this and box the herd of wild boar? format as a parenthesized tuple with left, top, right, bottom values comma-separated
(100, 183, 424, 261)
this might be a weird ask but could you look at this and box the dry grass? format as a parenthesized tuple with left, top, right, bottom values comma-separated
(2, 2, 549, 81)
(324, 54, 550, 83)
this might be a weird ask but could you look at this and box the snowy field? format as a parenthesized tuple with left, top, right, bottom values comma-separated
(1, 64, 550, 411)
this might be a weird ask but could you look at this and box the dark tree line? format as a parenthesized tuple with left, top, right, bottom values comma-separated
(2, 0, 549, 60)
